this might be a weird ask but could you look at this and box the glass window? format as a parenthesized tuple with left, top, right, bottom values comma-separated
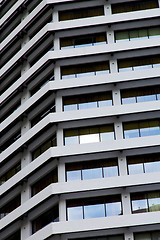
(100, 125, 115, 141)
(0, 162, 21, 185)
(131, 196, 148, 214)
(67, 206, 83, 221)
(82, 167, 102, 180)
(149, 27, 160, 38)
(115, 31, 129, 42)
(32, 206, 59, 233)
(106, 202, 122, 216)
(0, 195, 21, 219)
(134, 232, 151, 240)
(64, 129, 79, 145)
(123, 122, 139, 139)
(31, 168, 58, 196)
(148, 192, 160, 212)
(59, 6, 104, 21)
(112, 0, 158, 14)
(84, 203, 105, 219)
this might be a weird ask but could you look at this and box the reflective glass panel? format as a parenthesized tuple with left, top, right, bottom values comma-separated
(122, 97, 136, 104)
(103, 166, 118, 177)
(64, 104, 77, 111)
(65, 136, 79, 145)
(106, 202, 121, 216)
(148, 197, 160, 212)
(132, 199, 148, 213)
(82, 167, 102, 180)
(79, 102, 97, 110)
(67, 170, 81, 181)
(99, 99, 112, 107)
(128, 163, 144, 175)
(115, 31, 129, 42)
(67, 206, 83, 220)
(134, 232, 151, 240)
(129, 30, 139, 40)
(145, 161, 160, 173)
(80, 134, 99, 144)
(137, 95, 156, 102)
(84, 204, 105, 219)
(124, 129, 139, 139)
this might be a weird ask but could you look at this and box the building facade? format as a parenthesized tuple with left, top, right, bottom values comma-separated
(1, 0, 160, 239)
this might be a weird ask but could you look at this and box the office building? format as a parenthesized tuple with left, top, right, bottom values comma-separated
(1, 0, 160, 239)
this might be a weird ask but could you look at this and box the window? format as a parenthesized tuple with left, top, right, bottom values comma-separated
(118, 56, 160, 72)
(115, 26, 160, 42)
(32, 135, 57, 160)
(61, 62, 110, 79)
(4, 230, 21, 240)
(131, 191, 160, 214)
(59, 6, 104, 21)
(32, 205, 59, 234)
(0, 195, 21, 219)
(127, 153, 160, 175)
(66, 158, 118, 182)
(0, 162, 21, 185)
(134, 231, 160, 240)
(121, 86, 160, 104)
(1, 100, 21, 123)
(63, 92, 112, 111)
(31, 101, 55, 127)
(123, 119, 160, 139)
(60, 33, 107, 49)
(64, 124, 115, 146)
(67, 195, 122, 221)
(1, 130, 21, 152)
(112, 0, 158, 14)
(30, 72, 54, 96)
(31, 168, 58, 196)
(70, 235, 124, 240)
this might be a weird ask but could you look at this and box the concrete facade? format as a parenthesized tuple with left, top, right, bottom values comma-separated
(1, 0, 160, 239)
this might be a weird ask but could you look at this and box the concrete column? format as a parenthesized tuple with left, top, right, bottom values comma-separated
(52, 8, 59, 22)
(21, 218, 32, 240)
(54, 33, 60, 50)
(59, 196, 66, 221)
(104, 2, 112, 15)
(114, 121, 123, 140)
(121, 189, 131, 215)
(158, 0, 160, 8)
(54, 65, 61, 81)
(58, 161, 66, 182)
(107, 29, 115, 44)
(110, 59, 118, 74)
(125, 232, 134, 240)
(112, 88, 121, 106)
(118, 156, 128, 176)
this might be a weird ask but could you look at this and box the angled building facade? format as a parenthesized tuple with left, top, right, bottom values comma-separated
(1, 0, 160, 239)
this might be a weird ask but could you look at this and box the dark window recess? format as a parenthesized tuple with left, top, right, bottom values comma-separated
(60, 32, 107, 49)
(1, 70, 21, 94)
(70, 235, 124, 240)
(31, 101, 55, 127)
(123, 119, 160, 139)
(131, 191, 160, 214)
(112, 0, 158, 14)
(0, 162, 21, 186)
(30, 72, 54, 96)
(63, 92, 112, 111)
(127, 153, 160, 175)
(31, 168, 58, 196)
(1, 100, 21, 123)
(0, 195, 21, 219)
(134, 231, 160, 240)
(59, 6, 104, 21)
(0, 130, 21, 152)
(121, 86, 160, 104)
(66, 158, 118, 182)
(118, 55, 160, 72)
(67, 195, 122, 221)
(61, 61, 110, 79)
(4, 230, 21, 240)
(32, 205, 59, 234)
(32, 135, 57, 160)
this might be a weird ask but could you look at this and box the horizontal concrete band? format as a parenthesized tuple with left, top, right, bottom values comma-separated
(1, 6, 160, 53)
(1, 50, 160, 105)
(1, 94, 160, 132)
(1, 30, 160, 80)
(0, 0, 77, 27)
(1, 174, 160, 230)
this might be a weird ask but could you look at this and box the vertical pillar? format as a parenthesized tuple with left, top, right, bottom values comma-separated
(104, 2, 112, 16)
(121, 188, 131, 215)
(125, 232, 134, 240)
(20, 8, 31, 240)
(59, 196, 67, 221)
(118, 155, 128, 176)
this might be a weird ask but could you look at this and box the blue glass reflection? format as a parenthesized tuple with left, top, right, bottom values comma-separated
(67, 170, 81, 181)
(82, 168, 102, 180)
(84, 204, 105, 219)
